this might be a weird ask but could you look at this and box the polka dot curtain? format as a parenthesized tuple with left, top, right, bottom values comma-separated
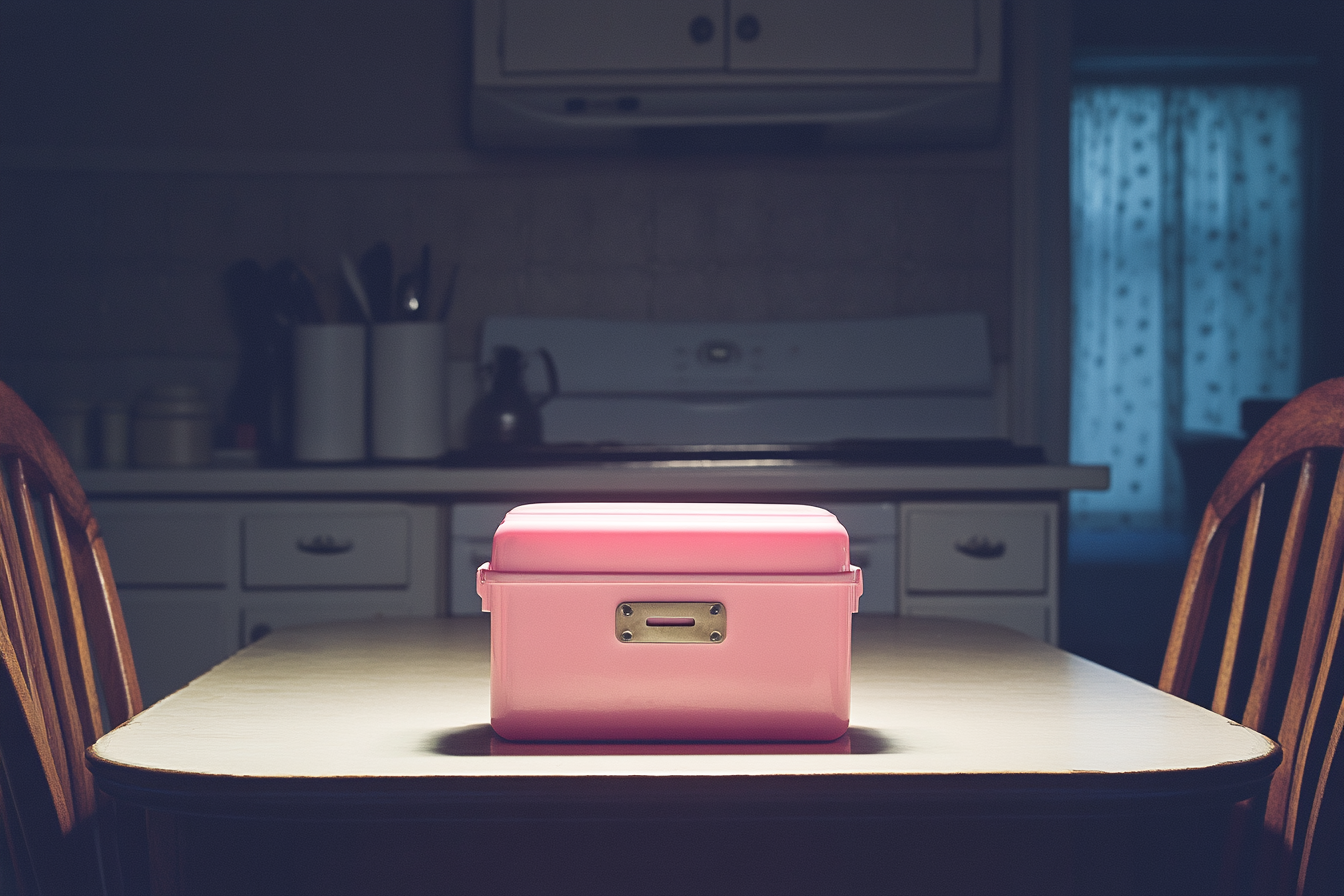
(1070, 85, 1302, 531)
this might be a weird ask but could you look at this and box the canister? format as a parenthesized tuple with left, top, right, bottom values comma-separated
(133, 385, 212, 468)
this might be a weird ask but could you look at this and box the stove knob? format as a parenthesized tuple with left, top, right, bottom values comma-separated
(697, 340, 741, 365)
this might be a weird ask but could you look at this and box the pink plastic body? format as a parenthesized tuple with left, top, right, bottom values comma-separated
(478, 504, 862, 742)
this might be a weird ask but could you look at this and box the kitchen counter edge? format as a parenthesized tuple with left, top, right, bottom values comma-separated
(77, 464, 1110, 499)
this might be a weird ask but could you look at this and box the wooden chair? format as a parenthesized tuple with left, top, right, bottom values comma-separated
(1161, 376, 1344, 895)
(0, 381, 143, 894)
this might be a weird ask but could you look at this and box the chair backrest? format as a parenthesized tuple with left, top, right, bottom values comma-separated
(0, 381, 141, 894)
(1161, 376, 1344, 896)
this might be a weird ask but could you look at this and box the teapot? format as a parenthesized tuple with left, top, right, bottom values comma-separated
(467, 345, 558, 450)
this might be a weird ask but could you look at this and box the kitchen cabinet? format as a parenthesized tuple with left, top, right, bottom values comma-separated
(727, 1, 980, 73)
(94, 500, 443, 705)
(473, 0, 1002, 148)
(502, 0, 725, 74)
(82, 463, 1100, 702)
(492, 0, 985, 77)
(900, 501, 1058, 642)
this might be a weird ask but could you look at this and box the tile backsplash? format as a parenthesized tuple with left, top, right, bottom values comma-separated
(0, 1, 1013, 447)
(0, 153, 1011, 437)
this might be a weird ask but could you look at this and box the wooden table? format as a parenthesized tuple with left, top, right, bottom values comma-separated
(89, 617, 1277, 895)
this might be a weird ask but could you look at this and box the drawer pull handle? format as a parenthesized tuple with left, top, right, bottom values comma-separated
(955, 536, 1006, 559)
(296, 535, 354, 555)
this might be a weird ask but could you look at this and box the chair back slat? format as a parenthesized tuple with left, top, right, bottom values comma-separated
(1215, 483, 1267, 716)
(0, 618, 79, 891)
(45, 491, 107, 747)
(76, 531, 141, 724)
(8, 458, 96, 820)
(1281, 527, 1344, 886)
(1160, 377, 1344, 895)
(1264, 467, 1344, 844)
(0, 470, 72, 812)
(1161, 513, 1231, 696)
(0, 380, 144, 894)
(0, 488, 37, 699)
(1296, 686, 1344, 896)
(1245, 459, 1319, 732)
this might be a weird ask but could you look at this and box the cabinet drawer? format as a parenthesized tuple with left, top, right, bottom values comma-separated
(98, 511, 228, 587)
(240, 599, 413, 648)
(242, 513, 410, 588)
(120, 594, 231, 705)
(904, 505, 1048, 593)
(903, 596, 1052, 642)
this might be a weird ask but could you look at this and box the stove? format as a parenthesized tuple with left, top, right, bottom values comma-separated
(449, 313, 1020, 619)
(473, 313, 1003, 447)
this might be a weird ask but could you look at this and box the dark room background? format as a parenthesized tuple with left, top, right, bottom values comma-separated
(1, 0, 1341, 683)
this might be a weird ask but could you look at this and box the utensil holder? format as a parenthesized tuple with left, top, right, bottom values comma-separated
(293, 324, 367, 462)
(371, 321, 447, 460)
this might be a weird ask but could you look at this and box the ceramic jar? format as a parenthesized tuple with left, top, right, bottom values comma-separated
(133, 385, 212, 468)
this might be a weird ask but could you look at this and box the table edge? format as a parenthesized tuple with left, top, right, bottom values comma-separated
(87, 742, 1281, 819)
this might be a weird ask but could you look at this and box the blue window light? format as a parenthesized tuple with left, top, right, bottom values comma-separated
(1070, 85, 1303, 532)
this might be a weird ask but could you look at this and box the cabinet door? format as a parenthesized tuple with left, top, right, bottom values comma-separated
(903, 596, 1052, 642)
(727, 0, 979, 73)
(503, 0, 725, 74)
(97, 511, 228, 587)
(240, 598, 414, 648)
(904, 506, 1049, 594)
(120, 593, 232, 706)
(242, 512, 410, 589)
(822, 503, 897, 615)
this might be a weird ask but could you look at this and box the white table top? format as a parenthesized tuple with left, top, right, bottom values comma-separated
(89, 616, 1275, 815)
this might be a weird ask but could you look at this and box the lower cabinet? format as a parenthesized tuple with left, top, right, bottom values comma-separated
(899, 501, 1058, 643)
(94, 495, 1058, 707)
(94, 500, 444, 706)
(450, 500, 1058, 643)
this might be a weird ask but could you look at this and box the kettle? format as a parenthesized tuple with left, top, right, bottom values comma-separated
(467, 345, 558, 450)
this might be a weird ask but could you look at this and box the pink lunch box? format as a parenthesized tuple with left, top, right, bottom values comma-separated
(476, 503, 863, 741)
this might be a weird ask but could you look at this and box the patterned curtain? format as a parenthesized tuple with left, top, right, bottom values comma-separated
(1070, 85, 1302, 531)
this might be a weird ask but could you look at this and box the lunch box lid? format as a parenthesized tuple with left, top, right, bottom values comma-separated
(489, 502, 851, 574)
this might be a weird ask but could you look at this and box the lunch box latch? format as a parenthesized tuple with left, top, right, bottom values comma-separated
(615, 601, 727, 643)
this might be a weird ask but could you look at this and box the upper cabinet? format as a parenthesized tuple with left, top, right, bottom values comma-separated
(473, 0, 1002, 149)
(484, 0, 994, 83)
(502, 0, 725, 74)
(726, 1, 979, 74)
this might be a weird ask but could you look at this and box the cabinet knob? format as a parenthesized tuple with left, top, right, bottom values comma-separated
(688, 15, 715, 43)
(734, 14, 760, 42)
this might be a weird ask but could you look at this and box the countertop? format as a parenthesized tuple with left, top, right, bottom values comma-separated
(78, 461, 1109, 500)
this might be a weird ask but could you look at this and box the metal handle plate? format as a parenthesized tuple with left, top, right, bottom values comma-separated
(615, 602, 726, 643)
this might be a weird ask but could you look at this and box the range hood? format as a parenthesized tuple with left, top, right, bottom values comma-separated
(470, 0, 1003, 150)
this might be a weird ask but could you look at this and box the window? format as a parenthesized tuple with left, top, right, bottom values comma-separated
(1070, 84, 1303, 531)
